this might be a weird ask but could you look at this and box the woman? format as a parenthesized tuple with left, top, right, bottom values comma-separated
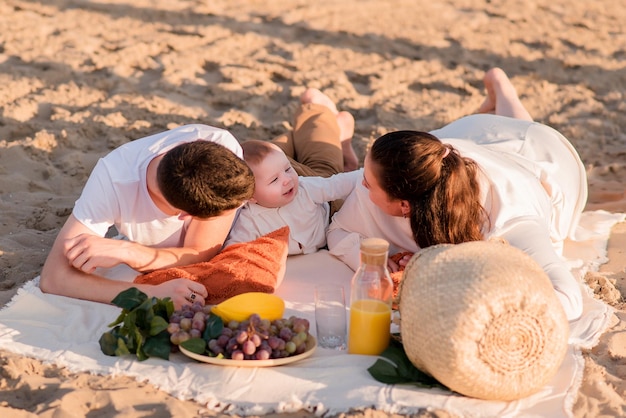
(327, 68, 586, 321)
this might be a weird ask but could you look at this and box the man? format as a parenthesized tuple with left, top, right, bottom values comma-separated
(40, 124, 255, 309)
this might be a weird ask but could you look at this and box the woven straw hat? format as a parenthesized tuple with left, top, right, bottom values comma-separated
(398, 240, 569, 401)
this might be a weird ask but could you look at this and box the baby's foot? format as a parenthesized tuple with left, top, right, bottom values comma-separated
(300, 88, 339, 114)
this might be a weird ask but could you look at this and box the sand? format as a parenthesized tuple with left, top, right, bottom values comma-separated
(0, 0, 625, 417)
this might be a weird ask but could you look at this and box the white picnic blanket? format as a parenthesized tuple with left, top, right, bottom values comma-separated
(0, 210, 623, 417)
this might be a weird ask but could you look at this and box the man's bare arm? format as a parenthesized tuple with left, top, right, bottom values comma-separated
(39, 214, 211, 308)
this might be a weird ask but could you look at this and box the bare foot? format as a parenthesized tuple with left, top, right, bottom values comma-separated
(476, 71, 497, 114)
(476, 67, 533, 121)
(337, 111, 359, 171)
(300, 88, 339, 114)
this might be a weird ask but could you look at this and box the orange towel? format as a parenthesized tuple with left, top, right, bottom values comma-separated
(134, 226, 290, 305)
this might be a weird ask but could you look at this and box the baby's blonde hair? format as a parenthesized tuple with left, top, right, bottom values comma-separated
(241, 140, 282, 167)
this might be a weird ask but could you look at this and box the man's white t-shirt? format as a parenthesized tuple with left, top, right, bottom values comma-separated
(73, 124, 242, 248)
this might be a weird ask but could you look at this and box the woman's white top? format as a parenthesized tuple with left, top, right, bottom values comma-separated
(327, 114, 587, 320)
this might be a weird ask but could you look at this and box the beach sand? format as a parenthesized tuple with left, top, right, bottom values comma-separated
(1, 0, 625, 416)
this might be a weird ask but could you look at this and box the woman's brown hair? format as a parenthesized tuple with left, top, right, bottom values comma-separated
(369, 130, 487, 248)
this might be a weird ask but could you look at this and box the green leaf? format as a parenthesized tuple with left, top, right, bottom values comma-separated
(132, 322, 145, 351)
(153, 297, 175, 320)
(367, 339, 449, 390)
(180, 337, 207, 354)
(99, 331, 118, 356)
(136, 344, 148, 362)
(98, 290, 174, 361)
(368, 358, 406, 384)
(134, 297, 156, 328)
(203, 313, 223, 341)
(111, 287, 148, 310)
(107, 309, 129, 328)
(150, 316, 170, 336)
(143, 332, 172, 361)
(114, 337, 131, 357)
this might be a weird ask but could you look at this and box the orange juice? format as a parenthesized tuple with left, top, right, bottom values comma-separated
(348, 299, 391, 355)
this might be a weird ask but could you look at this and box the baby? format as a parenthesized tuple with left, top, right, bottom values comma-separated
(225, 140, 362, 255)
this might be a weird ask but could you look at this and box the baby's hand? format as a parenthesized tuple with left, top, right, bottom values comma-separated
(388, 251, 414, 272)
(387, 257, 401, 273)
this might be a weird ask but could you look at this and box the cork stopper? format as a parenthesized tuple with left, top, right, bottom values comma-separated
(360, 238, 389, 265)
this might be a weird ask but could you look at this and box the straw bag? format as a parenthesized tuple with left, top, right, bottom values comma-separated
(397, 240, 569, 401)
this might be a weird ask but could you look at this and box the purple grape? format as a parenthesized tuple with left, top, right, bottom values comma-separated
(235, 330, 248, 344)
(249, 313, 261, 327)
(226, 337, 239, 352)
(267, 336, 281, 350)
(250, 333, 262, 348)
(255, 349, 270, 360)
(292, 318, 309, 333)
(242, 340, 256, 355)
(216, 334, 230, 347)
(277, 339, 286, 350)
(279, 327, 293, 341)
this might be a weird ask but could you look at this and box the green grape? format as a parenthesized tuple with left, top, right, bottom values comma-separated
(285, 341, 296, 354)
(179, 317, 192, 331)
(167, 322, 180, 334)
(170, 330, 190, 345)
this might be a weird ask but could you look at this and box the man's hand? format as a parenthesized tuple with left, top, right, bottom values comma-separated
(64, 233, 133, 273)
(147, 279, 209, 310)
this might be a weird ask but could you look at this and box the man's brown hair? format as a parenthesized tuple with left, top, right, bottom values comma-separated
(157, 141, 255, 218)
